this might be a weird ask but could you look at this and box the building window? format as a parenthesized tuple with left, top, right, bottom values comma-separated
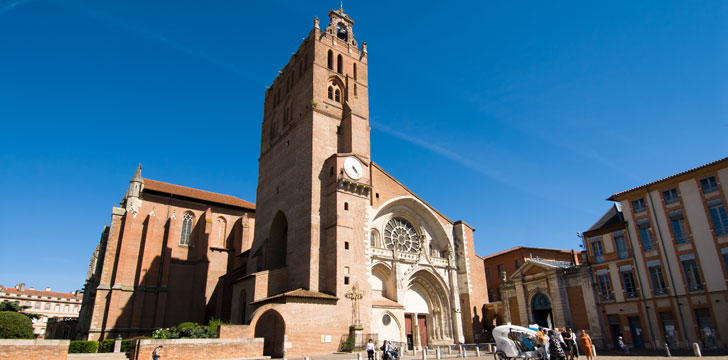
(669, 210, 688, 244)
(45, 303, 50, 310)
(648, 262, 667, 295)
(54, 304, 59, 311)
(632, 198, 647, 213)
(597, 272, 612, 301)
(485, 268, 491, 281)
(663, 188, 679, 204)
(514, 259, 520, 269)
(614, 231, 629, 259)
(591, 237, 604, 263)
(74, 305, 79, 312)
(353, 63, 357, 80)
(707, 200, 728, 236)
(621, 268, 638, 298)
(327, 50, 333, 70)
(700, 176, 718, 194)
(637, 219, 654, 250)
(335, 89, 341, 103)
(64, 305, 69, 312)
(722, 248, 728, 275)
(337, 54, 343, 74)
(180, 212, 194, 246)
(497, 264, 505, 279)
(34, 303, 40, 309)
(216, 217, 227, 248)
(681, 256, 703, 291)
(328, 86, 333, 100)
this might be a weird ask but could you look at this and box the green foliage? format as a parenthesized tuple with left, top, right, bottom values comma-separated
(177, 322, 195, 329)
(341, 333, 355, 352)
(152, 328, 174, 339)
(121, 339, 133, 353)
(69, 340, 99, 353)
(0, 311, 33, 339)
(207, 317, 230, 336)
(0, 301, 40, 320)
(98, 339, 115, 353)
(311, 100, 318, 107)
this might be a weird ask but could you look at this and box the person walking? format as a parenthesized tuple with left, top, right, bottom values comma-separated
(152, 345, 163, 360)
(561, 328, 573, 360)
(366, 339, 375, 360)
(548, 330, 566, 360)
(536, 328, 550, 360)
(617, 336, 629, 355)
(579, 330, 593, 360)
(568, 328, 579, 359)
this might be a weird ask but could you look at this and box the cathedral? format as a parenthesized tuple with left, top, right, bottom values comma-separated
(78, 8, 489, 357)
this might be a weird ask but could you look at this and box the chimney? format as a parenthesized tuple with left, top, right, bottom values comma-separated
(45, 287, 51, 292)
(29, 287, 34, 290)
(17, 283, 26, 291)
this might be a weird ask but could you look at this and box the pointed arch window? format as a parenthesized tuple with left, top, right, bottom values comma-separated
(353, 63, 357, 80)
(328, 50, 334, 70)
(180, 212, 194, 245)
(335, 89, 341, 103)
(328, 86, 333, 100)
(337, 54, 343, 74)
(216, 217, 227, 248)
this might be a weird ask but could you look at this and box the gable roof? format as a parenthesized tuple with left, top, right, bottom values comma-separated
(608, 157, 728, 200)
(1, 286, 82, 301)
(143, 178, 256, 211)
(585, 204, 624, 233)
(482, 246, 577, 260)
(509, 258, 576, 280)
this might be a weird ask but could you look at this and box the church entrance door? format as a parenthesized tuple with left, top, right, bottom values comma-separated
(405, 315, 413, 350)
(531, 293, 552, 329)
(417, 314, 428, 348)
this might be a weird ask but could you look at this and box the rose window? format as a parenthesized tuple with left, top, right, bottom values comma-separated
(383, 217, 420, 253)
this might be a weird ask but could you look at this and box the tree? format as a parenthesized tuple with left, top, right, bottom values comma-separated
(0, 311, 34, 339)
(0, 301, 40, 320)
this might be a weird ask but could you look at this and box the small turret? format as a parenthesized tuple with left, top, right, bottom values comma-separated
(124, 164, 144, 217)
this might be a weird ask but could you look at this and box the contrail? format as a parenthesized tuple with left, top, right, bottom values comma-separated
(55, 0, 266, 85)
(0, 0, 34, 16)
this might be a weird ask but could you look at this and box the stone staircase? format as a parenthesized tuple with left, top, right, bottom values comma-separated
(68, 353, 130, 360)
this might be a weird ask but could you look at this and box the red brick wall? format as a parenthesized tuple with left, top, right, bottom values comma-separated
(508, 297, 521, 326)
(566, 286, 590, 332)
(0, 340, 69, 360)
(218, 324, 253, 339)
(129, 338, 263, 360)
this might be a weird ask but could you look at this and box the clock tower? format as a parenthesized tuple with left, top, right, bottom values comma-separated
(249, 5, 372, 320)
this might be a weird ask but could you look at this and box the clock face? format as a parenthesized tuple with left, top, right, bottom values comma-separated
(344, 156, 363, 180)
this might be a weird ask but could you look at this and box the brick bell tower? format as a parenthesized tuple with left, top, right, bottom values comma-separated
(251, 5, 371, 320)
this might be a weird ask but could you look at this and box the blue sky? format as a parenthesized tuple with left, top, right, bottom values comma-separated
(0, 0, 726, 293)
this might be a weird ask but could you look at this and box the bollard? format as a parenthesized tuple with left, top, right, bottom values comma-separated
(462, 346, 467, 358)
(304, 357, 310, 360)
(448, 346, 452, 355)
(436, 346, 441, 360)
(487, 344, 492, 353)
(113, 337, 121, 353)
(375, 352, 379, 360)
(422, 348, 428, 360)
(414, 348, 418, 356)
(591, 345, 597, 357)
(692, 343, 702, 357)
(475, 347, 480, 357)
(358, 352, 363, 360)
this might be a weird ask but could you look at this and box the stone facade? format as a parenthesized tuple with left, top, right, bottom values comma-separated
(584, 157, 728, 351)
(498, 258, 603, 346)
(0, 284, 82, 338)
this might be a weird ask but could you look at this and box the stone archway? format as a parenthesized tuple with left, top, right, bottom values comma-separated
(404, 270, 453, 348)
(531, 293, 552, 329)
(254, 309, 285, 358)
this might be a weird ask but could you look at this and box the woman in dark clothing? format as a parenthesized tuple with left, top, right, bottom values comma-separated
(561, 328, 573, 360)
(548, 330, 566, 360)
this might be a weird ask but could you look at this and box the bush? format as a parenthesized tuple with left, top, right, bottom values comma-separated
(69, 340, 99, 353)
(0, 311, 33, 339)
(98, 338, 115, 353)
(121, 339, 133, 353)
(207, 317, 230, 336)
(177, 322, 195, 330)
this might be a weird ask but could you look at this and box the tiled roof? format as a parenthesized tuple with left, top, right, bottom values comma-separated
(250, 288, 338, 304)
(143, 178, 255, 210)
(0, 286, 82, 300)
(530, 258, 574, 269)
(482, 246, 578, 260)
(585, 205, 624, 233)
(608, 157, 728, 200)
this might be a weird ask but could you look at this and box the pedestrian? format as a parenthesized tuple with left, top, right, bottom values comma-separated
(381, 340, 391, 360)
(536, 328, 550, 360)
(152, 345, 163, 360)
(548, 329, 566, 360)
(617, 336, 629, 355)
(568, 328, 579, 359)
(579, 330, 593, 360)
(366, 339, 375, 360)
(561, 328, 573, 360)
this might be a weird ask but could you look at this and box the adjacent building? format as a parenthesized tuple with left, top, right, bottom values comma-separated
(0, 283, 83, 338)
(583, 157, 728, 350)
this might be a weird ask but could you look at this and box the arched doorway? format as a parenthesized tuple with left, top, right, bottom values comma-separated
(531, 293, 552, 328)
(404, 270, 453, 349)
(254, 309, 285, 358)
